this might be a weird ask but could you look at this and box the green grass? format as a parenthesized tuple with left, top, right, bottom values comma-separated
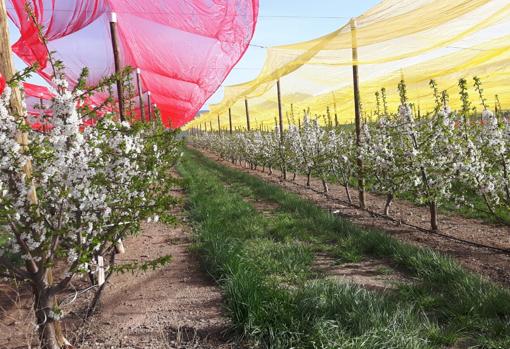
(177, 148, 510, 348)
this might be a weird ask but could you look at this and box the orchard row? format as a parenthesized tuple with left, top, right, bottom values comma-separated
(191, 78, 510, 231)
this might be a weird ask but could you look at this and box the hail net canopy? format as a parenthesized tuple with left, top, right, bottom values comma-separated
(188, 0, 510, 130)
(7, 0, 259, 128)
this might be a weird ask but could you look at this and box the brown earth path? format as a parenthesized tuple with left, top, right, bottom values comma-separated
(76, 187, 235, 349)
(194, 147, 510, 287)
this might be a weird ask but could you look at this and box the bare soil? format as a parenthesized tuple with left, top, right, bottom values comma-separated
(312, 254, 410, 291)
(196, 148, 510, 286)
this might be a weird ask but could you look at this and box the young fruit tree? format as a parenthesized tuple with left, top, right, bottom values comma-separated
(0, 66, 180, 348)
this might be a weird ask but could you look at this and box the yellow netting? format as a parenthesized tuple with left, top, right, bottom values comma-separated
(185, 0, 510, 130)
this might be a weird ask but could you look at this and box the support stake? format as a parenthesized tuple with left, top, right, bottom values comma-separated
(351, 18, 365, 208)
(228, 108, 233, 134)
(135, 68, 145, 122)
(277, 79, 284, 140)
(147, 91, 152, 122)
(109, 12, 125, 122)
(245, 98, 251, 131)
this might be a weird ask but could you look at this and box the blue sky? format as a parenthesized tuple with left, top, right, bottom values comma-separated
(204, 1, 380, 108)
(8, 0, 380, 109)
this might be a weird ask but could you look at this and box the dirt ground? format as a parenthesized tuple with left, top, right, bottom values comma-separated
(196, 148, 510, 287)
(1, 187, 236, 349)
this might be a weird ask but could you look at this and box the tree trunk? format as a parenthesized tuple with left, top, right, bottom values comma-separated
(430, 201, 438, 231)
(306, 170, 312, 187)
(269, 167, 273, 175)
(292, 172, 296, 181)
(322, 178, 328, 193)
(345, 183, 353, 204)
(384, 193, 393, 216)
(502, 157, 510, 203)
(35, 289, 61, 349)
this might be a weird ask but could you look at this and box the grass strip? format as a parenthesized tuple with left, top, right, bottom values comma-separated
(177, 148, 510, 348)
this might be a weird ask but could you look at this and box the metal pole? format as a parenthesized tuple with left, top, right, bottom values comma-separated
(109, 12, 125, 122)
(351, 18, 365, 208)
(244, 98, 251, 131)
(135, 68, 145, 122)
(228, 108, 233, 134)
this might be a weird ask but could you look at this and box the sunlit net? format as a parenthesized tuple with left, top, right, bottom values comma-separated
(187, 0, 510, 130)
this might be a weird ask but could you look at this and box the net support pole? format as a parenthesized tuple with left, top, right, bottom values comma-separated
(244, 98, 251, 131)
(228, 108, 233, 134)
(147, 91, 152, 122)
(332, 92, 339, 126)
(109, 12, 125, 122)
(351, 18, 365, 209)
(135, 68, 145, 122)
(0, 3, 23, 117)
(277, 79, 287, 179)
(277, 79, 284, 141)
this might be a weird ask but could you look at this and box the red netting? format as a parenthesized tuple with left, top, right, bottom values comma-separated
(7, 0, 259, 128)
(23, 82, 53, 130)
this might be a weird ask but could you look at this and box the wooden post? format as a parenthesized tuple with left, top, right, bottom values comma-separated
(135, 68, 145, 122)
(209, 120, 212, 132)
(109, 13, 125, 122)
(228, 107, 233, 134)
(351, 18, 365, 208)
(147, 91, 152, 122)
(217, 114, 221, 133)
(0, 0, 23, 117)
(152, 103, 158, 124)
(244, 98, 251, 131)
(333, 92, 339, 126)
(276, 79, 284, 140)
(276, 79, 287, 179)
